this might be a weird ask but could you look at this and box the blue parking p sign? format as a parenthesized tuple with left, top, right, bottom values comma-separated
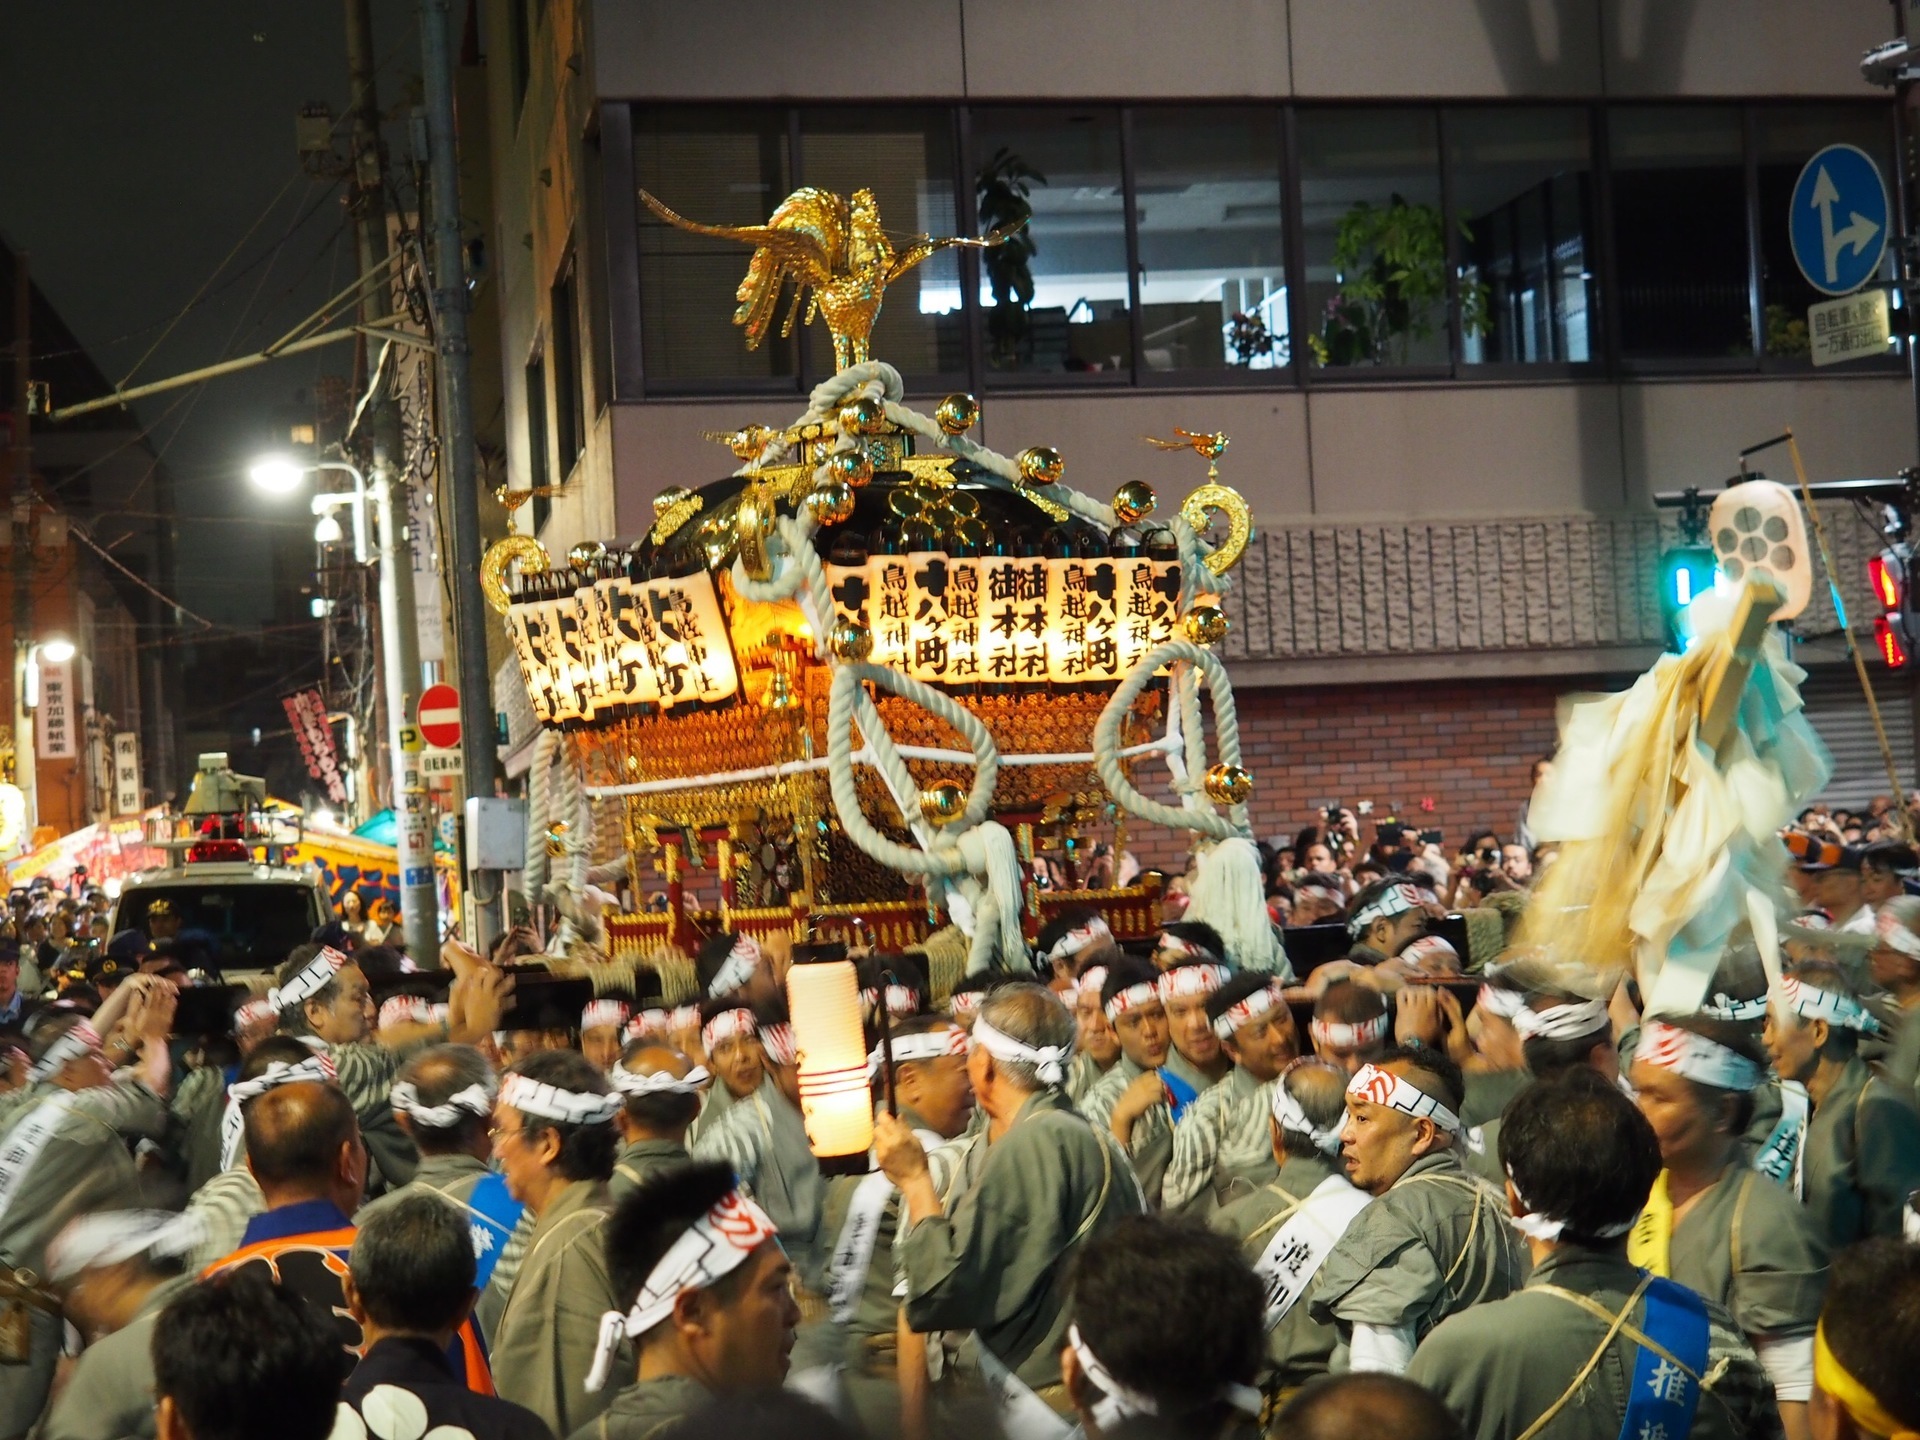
(1789, 144, 1890, 297)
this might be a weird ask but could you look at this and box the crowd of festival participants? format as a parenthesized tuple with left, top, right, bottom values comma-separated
(0, 788, 1917, 1440)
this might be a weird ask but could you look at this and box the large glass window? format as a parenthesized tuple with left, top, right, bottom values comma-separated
(1609, 107, 1750, 361)
(1130, 108, 1288, 372)
(550, 254, 585, 475)
(1296, 110, 1447, 369)
(634, 108, 796, 385)
(798, 109, 965, 381)
(1755, 105, 1899, 364)
(1450, 108, 1595, 365)
(969, 108, 1131, 376)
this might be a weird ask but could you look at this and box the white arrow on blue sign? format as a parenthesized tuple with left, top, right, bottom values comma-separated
(1789, 144, 1890, 297)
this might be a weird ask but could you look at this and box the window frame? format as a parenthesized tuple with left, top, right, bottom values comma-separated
(602, 96, 1903, 402)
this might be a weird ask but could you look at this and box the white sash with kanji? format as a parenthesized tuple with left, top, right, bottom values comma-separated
(0, 1093, 77, 1227)
(1253, 1173, 1373, 1329)
(826, 1128, 940, 1324)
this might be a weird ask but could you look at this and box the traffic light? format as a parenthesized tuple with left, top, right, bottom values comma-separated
(1869, 548, 1915, 668)
(1658, 546, 1718, 651)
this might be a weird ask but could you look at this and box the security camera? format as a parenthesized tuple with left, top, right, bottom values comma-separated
(1862, 37, 1919, 87)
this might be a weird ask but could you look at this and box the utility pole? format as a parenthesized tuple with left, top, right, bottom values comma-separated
(345, 0, 436, 964)
(11, 254, 35, 838)
(420, 0, 502, 950)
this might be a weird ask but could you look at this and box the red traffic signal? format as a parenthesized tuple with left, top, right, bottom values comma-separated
(1877, 615, 1910, 668)
(1871, 552, 1905, 610)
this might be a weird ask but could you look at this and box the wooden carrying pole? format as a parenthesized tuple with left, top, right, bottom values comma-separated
(1781, 430, 1913, 829)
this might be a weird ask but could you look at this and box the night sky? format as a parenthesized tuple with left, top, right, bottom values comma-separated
(0, 1, 418, 627)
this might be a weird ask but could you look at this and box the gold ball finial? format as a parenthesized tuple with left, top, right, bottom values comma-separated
(935, 393, 980, 435)
(830, 620, 873, 663)
(728, 425, 775, 460)
(1112, 480, 1157, 526)
(652, 485, 693, 519)
(567, 541, 606, 570)
(1182, 605, 1229, 646)
(839, 397, 886, 437)
(804, 482, 856, 526)
(1017, 446, 1065, 486)
(1203, 764, 1253, 806)
(919, 780, 967, 827)
(829, 450, 874, 489)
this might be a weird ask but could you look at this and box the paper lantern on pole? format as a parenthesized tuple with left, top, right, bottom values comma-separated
(787, 949, 873, 1165)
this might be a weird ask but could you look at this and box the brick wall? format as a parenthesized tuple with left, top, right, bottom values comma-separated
(1120, 676, 1576, 872)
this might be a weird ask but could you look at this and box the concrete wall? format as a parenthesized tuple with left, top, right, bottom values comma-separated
(608, 377, 1912, 539)
(591, 0, 1887, 100)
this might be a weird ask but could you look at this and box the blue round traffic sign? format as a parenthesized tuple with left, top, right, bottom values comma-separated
(1789, 144, 1890, 297)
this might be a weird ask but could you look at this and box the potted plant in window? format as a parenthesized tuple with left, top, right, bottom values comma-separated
(1310, 193, 1489, 366)
(976, 148, 1045, 368)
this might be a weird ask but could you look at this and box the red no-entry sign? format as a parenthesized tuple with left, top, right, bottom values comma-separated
(417, 683, 461, 749)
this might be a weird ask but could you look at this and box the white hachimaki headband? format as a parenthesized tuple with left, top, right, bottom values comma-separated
(970, 1016, 1073, 1088)
(867, 1025, 968, 1076)
(610, 1064, 711, 1097)
(1272, 1060, 1346, 1155)
(1156, 931, 1224, 965)
(1158, 964, 1232, 1003)
(1046, 918, 1112, 964)
(948, 989, 985, 1020)
(391, 1079, 496, 1128)
(378, 996, 448, 1031)
(268, 947, 349, 1013)
(1399, 935, 1459, 969)
(1347, 1062, 1460, 1134)
(701, 1007, 757, 1054)
(1066, 1322, 1260, 1432)
(626, 1008, 671, 1042)
(1505, 1165, 1635, 1243)
(1778, 977, 1883, 1035)
(707, 937, 762, 999)
(1348, 883, 1422, 938)
(1875, 908, 1920, 960)
(1697, 991, 1770, 1023)
(1633, 1020, 1763, 1091)
(1076, 967, 1109, 1004)
(232, 998, 277, 1034)
(581, 999, 631, 1032)
(1310, 1013, 1389, 1051)
(669, 1005, 702, 1032)
(861, 984, 920, 1018)
(759, 1022, 797, 1068)
(1104, 980, 1162, 1022)
(47, 1210, 210, 1283)
(498, 1071, 622, 1126)
(1475, 984, 1528, 1020)
(220, 1054, 338, 1169)
(1212, 983, 1283, 1041)
(30, 1021, 102, 1082)
(583, 1188, 781, 1393)
(1512, 998, 1610, 1043)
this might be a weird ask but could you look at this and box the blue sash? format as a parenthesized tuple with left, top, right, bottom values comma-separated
(1619, 1276, 1710, 1440)
(466, 1172, 524, 1291)
(1159, 1066, 1200, 1126)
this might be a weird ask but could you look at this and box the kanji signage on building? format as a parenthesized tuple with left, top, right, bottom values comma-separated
(111, 731, 142, 817)
(35, 660, 75, 759)
(282, 688, 347, 806)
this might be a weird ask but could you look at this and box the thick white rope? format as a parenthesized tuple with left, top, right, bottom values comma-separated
(523, 728, 554, 892)
(824, 662, 1024, 970)
(1092, 640, 1250, 842)
(582, 735, 1178, 799)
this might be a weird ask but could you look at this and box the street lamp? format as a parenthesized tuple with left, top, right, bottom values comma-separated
(249, 456, 370, 564)
(23, 636, 76, 709)
(245, 450, 434, 964)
